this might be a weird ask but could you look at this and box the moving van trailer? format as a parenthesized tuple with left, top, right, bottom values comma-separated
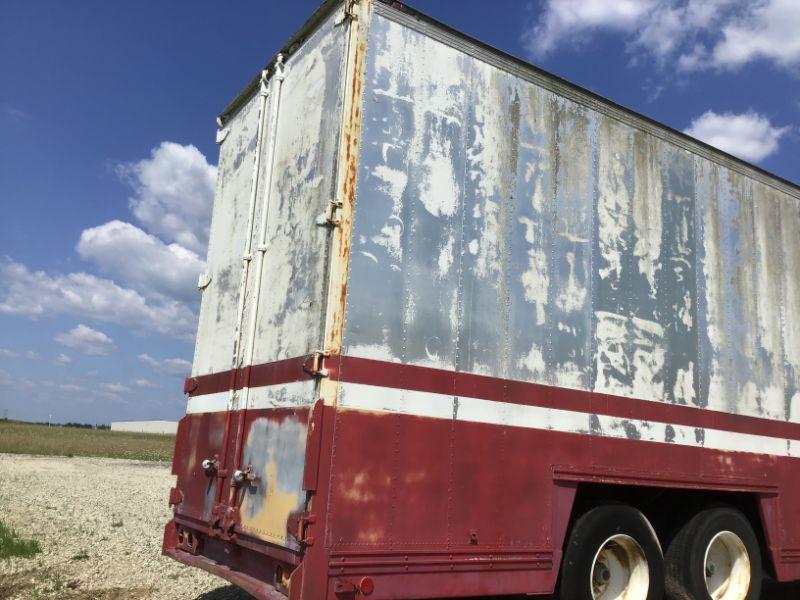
(163, 2, 800, 599)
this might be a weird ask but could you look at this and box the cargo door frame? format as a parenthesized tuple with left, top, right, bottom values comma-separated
(208, 61, 287, 538)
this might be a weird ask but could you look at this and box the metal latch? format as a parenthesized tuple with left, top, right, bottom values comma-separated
(303, 351, 329, 378)
(231, 464, 256, 487)
(317, 198, 343, 227)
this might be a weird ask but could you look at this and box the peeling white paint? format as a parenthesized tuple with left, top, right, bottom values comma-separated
(419, 149, 458, 217)
(437, 234, 455, 278)
(673, 363, 696, 405)
(348, 343, 400, 363)
(632, 134, 663, 296)
(555, 252, 587, 313)
(372, 164, 408, 212)
(372, 217, 403, 262)
(518, 343, 546, 376)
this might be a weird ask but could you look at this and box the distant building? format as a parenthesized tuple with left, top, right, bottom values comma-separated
(110, 420, 178, 435)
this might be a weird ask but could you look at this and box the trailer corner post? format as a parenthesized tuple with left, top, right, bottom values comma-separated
(319, 0, 371, 408)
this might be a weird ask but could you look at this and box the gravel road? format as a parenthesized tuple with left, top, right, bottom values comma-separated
(0, 453, 250, 600)
(2, 453, 798, 600)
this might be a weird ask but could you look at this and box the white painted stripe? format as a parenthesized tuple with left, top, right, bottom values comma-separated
(186, 391, 229, 414)
(185, 380, 318, 414)
(338, 384, 454, 420)
(244, 380, 317, 410)
(339, 382, 800, 458)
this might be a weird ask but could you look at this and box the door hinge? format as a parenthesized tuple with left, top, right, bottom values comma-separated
(317, 198, 343, 227)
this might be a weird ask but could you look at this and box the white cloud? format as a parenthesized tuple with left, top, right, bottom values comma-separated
(684, 110, 791, 162)
(711, 0, 800, 71)
(0, 348, 40, 360)
(77, 220, 204, 304)
(118, 142, 217, 255)
(54, 324, 116, 356)
(138, 352, 192, 377)
(59, 383, 83, 392)
(98, 382, 129, 394)
(0, 257, 197, 340)
(527, 0, 656, 57)
(132, 378, 160, 389)
(55, 353, 72, 365)
(525, 0, 800, 74)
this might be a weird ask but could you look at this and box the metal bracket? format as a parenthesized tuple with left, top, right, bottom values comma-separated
(333, 579, 357, 596)
(297, 512, 316, 547)
(335, 0, 359, 25)
(168, 487, 184, 507)
(176, 525, 201, 555)
(303, 351, 329, 378)
(344, 0, 359, 20)
(317, 198, 343, 227)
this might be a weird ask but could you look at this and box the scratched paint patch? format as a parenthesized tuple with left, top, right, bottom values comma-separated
(239, 415, 307, 549)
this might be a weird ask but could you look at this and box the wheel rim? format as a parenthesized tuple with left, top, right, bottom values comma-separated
(703, 530, 751, 600)
(590, 534, 650, 600)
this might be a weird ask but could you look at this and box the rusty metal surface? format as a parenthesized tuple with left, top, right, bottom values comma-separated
(321, 0, 371, 367)
(342, 11, 800, 426)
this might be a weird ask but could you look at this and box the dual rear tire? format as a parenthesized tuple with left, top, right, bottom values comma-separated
(559, 504, 761, 600)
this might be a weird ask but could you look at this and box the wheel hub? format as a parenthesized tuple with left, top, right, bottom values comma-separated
(590, 535, 650, 600)
(703, 531, 751, 600)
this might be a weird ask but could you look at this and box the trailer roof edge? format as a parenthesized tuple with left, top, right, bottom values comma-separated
(217, 0, 341, 126)
(219, 0, 800, 199)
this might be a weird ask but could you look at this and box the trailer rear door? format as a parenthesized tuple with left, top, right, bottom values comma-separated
(173, 8, 347, 553)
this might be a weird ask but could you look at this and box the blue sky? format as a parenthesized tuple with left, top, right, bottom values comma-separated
(1, 0, 798, 424)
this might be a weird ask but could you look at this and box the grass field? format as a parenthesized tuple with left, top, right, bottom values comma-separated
(0, 420, 175, 462)
(0, 519, 40, 559)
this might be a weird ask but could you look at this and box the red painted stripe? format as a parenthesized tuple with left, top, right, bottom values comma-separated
(329, 355, 800, 442)
(186, 354, 800, 442)
(185, 356, 313, 397)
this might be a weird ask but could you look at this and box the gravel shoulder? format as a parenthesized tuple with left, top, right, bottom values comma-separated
(0, 453, 250, 600)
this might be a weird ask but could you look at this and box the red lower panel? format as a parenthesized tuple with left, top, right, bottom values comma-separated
(168, 398, 800, 598)
(327, 408, 800, 597)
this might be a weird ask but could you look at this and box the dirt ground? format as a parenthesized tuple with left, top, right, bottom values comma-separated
(1, 453, 799, 600)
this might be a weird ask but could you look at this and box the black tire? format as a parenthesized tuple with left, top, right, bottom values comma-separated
(665, 507, 762, 600)
(559, 504, 665, 600)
